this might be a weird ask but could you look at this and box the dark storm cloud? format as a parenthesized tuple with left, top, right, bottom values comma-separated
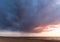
(0, 0, 60, 32)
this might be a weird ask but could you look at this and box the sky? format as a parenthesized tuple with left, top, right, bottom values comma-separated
(0, 0, 60, 33)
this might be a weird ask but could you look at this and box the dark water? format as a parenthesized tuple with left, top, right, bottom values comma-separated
(0, 0, 60, 32)
(0, 37, 60, 42)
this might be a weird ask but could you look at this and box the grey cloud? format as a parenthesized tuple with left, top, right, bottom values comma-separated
(0, 0, 60, 32)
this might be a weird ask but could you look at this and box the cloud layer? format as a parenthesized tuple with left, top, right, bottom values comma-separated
(0, 0, 60, 32)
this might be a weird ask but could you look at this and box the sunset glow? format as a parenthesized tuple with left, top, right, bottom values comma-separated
(48, 24, 60, 29)
(33, 24, 60, 32)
